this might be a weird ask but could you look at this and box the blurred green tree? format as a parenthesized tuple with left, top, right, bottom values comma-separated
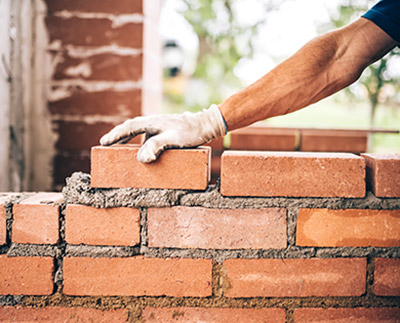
(324, 0, 400, 127)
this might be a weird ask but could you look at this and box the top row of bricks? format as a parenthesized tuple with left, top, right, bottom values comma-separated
(91, 145, 400, 198)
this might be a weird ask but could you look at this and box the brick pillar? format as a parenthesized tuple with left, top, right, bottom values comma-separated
(45, 0, 162, 189)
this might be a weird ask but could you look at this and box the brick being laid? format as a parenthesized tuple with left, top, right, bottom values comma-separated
(91, 144, 211, 190)
(221, 151, 365, 197)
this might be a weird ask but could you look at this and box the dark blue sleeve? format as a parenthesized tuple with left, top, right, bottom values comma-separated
(362, 0, 400, 42)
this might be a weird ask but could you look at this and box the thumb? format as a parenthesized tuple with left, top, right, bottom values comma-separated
(137, 133, 174, 163)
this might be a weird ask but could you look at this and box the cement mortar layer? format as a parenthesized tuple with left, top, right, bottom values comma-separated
(63, 172, 400, 209)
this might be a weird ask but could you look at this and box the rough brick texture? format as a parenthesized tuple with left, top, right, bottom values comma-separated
(0, 306, 128, 323)
(142, 307, 286, 322)
(223, 258, 366, 297)
(12, 193, 62, 244)
(54, 52, 143, 81)
(46, 0, 144, 14)
(230, 127, 298, 151)
(148, 207, 287, 249)
(91, 145, 211, 190)
(374, 258, 400, 296)
(297, 209, 400, 247)
(63, 256, 212, 297)
(293, 308, 400, 323)
(362, 153, 400, 197)
(49, 89, 142, 118)
(0, 204, 5, 245)
(221, 151, 365, 197)
(47, 17, 143, 48)
(300, 130, 368, 153)
(65, 205, 140, 246)
(0, 255, 54, 295)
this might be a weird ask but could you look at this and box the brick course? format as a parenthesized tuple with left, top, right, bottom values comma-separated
(63, 256, 212, 297)
(221, 151, 365, 197)
(230, 127, 298, 151)
(300, 130, 368, 153)
(66, 205, 140, 246)
(91, 145, 211, 190)
(296, 208, 400, 247)
(0, 255, 54, 295)
(374, 258, 400, 296)
(12, 193, 62, 244)
(148, 206, 286, 249)
(223, 258, 366, 297)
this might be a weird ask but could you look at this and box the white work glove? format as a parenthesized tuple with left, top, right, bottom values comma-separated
(100, 104, 227, 163)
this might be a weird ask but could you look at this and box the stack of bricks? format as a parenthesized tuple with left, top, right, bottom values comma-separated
(45, 0, 162, 189)
(1, 145, 399, 322)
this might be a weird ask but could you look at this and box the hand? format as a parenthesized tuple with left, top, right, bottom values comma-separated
(100, 104, 227, 163)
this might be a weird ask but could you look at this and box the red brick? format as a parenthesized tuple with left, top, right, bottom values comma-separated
(63, 256, 212, 297)
(91, 145, 211, 190)
(66, 205, 140, 246)
(54, 53, 142, 81)
(223, 258, 366, 297)
(13, 193, 62, 244)
(210, 154, 221, 183)
(230, 127, 298, 151)
(294, 308, 400, 323)
(374, 258, 400, 296)
(45, 0, 143, 14)
(0, 306, 128, 322)
(142, 307, 285, 322)
(0, 255, 54, 295)
(46, 16, 143, 48)
(297, 209, 400, 247)
(301, 130, 368, 153)
(54, 121, 115, 151)
(148, 207, 286, 249)
(49, 89, 142, 118)
(0, 205, 5, 246)
(221, 151, 365, 197)
(362, 153, 400, 197)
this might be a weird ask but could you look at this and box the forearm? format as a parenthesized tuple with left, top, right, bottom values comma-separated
(219, 18, 398, 131)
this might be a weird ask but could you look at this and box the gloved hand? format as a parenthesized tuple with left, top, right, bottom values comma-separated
(100, 104, 227, 163)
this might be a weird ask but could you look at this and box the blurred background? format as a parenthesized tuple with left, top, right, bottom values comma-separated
(161, 0, 400, 148)
(0, 0, 398, 191)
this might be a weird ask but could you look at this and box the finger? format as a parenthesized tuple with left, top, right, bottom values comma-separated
(137, 133, 176, 163)
(100, 118, 147, 146)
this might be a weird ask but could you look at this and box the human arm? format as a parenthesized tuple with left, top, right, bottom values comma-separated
(100, 17, 398, 162)
(219, 17, 398, 130)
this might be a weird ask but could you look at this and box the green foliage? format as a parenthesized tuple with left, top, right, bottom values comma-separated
(324, 0, 400, 126)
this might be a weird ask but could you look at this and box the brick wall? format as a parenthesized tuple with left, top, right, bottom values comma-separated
(45, 0, 162, 189)
(1, 147, 399, 322)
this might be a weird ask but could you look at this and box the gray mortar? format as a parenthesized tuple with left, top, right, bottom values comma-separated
(65, 245, 140, 258)
(62, 172, 186, 208)
(0, 295, 23, 306)
(7, 244, 61, 257)
(63, 172, 400, 210)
